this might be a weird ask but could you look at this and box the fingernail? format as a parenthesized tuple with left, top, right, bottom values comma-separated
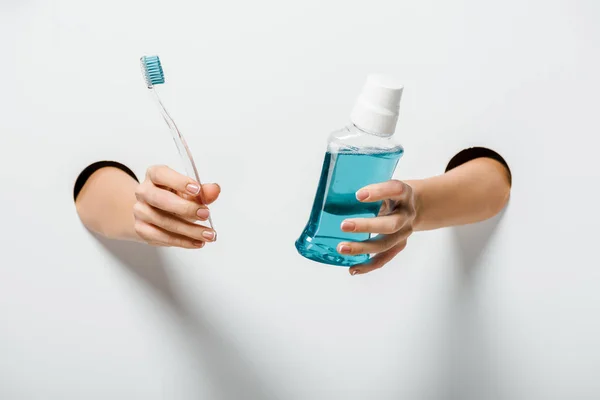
(341, 221, 356, 232)
(196, 208, 210, 219)
(194, 241, 205, 248)
(202, 231, 215, 241)
(356, 189, 369, 201)
(351, 270, 359, 276)
(338, 244, 351, 254)
(186, 183, 200, 195)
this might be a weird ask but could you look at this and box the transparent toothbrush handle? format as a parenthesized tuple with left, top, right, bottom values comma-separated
(150, 88, 215, 231)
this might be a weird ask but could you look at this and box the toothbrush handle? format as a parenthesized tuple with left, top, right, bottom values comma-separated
(150, 89, 215, 231)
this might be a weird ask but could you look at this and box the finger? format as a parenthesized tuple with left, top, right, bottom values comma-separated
(341, 211, 411, 234)
(337, 226, 411, 256)
(200, 183, 221, 205)
(356, 180, 412, 203)
(179, 183, 221, 205)
(135, 183, 210, 221)
(134, 220, 206, 249)
(133, 202, 216, 242)
(349, 240, 408, 275)
(146, 165, 203, 197)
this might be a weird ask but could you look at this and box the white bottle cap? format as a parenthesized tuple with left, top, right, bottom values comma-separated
(350, 74, 403, 136)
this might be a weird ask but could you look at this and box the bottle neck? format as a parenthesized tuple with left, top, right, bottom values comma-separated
(349, 123, 394, 138)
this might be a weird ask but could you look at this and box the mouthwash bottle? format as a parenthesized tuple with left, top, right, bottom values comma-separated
(295, 75, 404, 267)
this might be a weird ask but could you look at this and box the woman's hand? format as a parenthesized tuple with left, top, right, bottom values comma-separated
(334, 156, 512, 275)
(337, 180, 417, 275)
(133, 165, 220, 248)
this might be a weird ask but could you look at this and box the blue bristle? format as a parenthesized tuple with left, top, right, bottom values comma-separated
(141, 55, 165, 86)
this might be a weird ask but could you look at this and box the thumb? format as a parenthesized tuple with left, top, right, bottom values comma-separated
(200, 183, 221, 205)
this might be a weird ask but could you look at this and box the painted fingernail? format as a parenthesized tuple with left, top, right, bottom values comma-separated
(186, 183, 200, 195)
(356, 189, 369, 201)
(196, 208, 210, 219)
(338, 244, 351, 254)
(202, 231, 215, 241)
(351, 270, 359, 276)
(194, 241, 205, 248)
(341, 221, 356, 232)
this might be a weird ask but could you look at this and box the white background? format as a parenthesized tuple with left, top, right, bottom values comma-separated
(1, 0, 599, 399)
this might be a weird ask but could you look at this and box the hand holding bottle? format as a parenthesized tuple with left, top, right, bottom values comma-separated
(337, 180, 417, 275)
(336, 154, 513, 275)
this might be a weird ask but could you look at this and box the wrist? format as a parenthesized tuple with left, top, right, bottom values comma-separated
(122, 212, 143, 242)
(405, 179, 428, 231)
(406, 179, 427, 231)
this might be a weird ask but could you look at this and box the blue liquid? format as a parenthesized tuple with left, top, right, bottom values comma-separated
(296, 148, 404, 266)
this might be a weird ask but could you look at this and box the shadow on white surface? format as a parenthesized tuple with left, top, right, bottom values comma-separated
(96, 236, 277, 400)
(444, 208, 506, 400)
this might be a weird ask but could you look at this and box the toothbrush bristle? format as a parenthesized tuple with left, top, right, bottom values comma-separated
(140, 55, 165, 87)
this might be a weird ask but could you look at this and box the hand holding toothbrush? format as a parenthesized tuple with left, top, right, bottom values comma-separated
(133, 165, 220, 248)
(74, 164, 219, 248)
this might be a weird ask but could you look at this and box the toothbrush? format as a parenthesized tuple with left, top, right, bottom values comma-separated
(140, 55, 215, 232)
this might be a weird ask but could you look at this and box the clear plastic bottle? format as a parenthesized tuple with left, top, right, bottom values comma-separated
(295, 75, 404, 267)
